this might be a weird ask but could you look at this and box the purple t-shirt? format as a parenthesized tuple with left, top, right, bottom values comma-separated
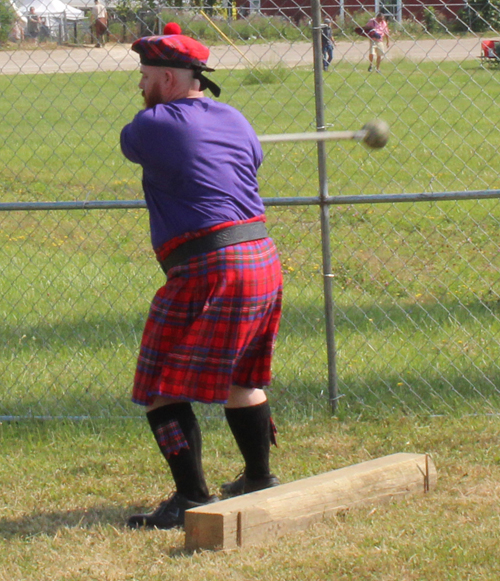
(121, 97, 265, 250)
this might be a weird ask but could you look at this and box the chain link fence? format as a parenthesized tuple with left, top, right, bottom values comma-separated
(1, 0, 499, 420)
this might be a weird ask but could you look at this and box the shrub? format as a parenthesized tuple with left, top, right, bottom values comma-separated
(0, 0, 15, 44)
(423, 6, 450, 34)
(390, 17, 426, 38)
(459, 0, 500, 32)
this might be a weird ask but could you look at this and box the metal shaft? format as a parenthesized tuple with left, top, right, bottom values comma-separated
(258, 129, 367, 144)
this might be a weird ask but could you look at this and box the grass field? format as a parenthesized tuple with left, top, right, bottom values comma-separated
(1, 60, 499, 202)
(2, 197, 499, 419)
(1, 52, 500, 578)
(1, 58, 500, 418)
(1, 415, 499, 580)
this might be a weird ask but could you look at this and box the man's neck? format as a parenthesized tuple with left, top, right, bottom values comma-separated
(186, 89, 204, 99)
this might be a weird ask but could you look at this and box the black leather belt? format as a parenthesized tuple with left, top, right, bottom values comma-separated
(159, 222, 268, 275)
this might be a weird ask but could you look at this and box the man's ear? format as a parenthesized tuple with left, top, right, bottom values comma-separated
(162, 68, 174, 89)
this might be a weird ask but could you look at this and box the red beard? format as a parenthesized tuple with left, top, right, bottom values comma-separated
(142, 82, 163, 109)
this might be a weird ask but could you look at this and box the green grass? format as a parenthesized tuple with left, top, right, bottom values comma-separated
(1, 415, 499, 580)
(1, 60, 499, 203)
(1, 55, 500, 579)
(1, 200, 499, 419)
(1, 57, 500, 420)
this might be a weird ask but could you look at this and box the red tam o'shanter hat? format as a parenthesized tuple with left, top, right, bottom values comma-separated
(131, 28, 221, 97)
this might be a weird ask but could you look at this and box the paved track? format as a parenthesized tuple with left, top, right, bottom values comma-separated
(0, 37, 483, 75)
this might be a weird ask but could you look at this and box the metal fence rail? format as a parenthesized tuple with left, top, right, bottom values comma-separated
(1, 0, 500, 419)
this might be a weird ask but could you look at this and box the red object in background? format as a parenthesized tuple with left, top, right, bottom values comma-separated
(481, 40, 499, 59)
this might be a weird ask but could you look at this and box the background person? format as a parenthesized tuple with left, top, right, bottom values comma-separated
(320, 18, 336, 71)
(366, 12, 390, 72)
(120, 30, 283, 530)
(26, 7, 41, 43)
(39, 17, 51, 42)
(10, 15, 26, 43)
(90, 0, 108, 48)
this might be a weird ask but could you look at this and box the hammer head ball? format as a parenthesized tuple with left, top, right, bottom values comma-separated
(362, 119, 390, 149)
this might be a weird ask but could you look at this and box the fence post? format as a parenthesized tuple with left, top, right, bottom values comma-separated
(311, 0, 338, 413)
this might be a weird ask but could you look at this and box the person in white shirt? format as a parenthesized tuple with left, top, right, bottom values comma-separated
(91, 0, 108, 48)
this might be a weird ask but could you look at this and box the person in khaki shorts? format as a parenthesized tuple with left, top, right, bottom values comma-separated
(366, 13, 390, 73)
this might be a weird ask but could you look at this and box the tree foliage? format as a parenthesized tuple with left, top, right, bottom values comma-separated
(461, 0, 500, 32)
(0, 0, 16, 44)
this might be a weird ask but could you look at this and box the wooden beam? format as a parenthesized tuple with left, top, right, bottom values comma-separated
(184, 453, 437, 551)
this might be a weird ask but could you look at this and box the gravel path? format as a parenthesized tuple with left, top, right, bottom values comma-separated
(0, 37, 483, 75)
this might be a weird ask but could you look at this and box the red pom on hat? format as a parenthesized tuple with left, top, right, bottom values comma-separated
(163, 22, 182, 35)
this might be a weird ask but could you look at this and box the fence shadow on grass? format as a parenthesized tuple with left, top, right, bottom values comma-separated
(337, 361, 500, 417)
(2, 293, 499, 418)
(4, 287, 498, 352)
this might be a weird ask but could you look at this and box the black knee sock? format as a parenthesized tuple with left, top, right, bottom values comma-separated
(146, 403, 210, 503)
(224, 401, 277, 480)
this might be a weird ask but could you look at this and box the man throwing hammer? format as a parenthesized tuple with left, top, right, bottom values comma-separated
(121, 27, 282, 530)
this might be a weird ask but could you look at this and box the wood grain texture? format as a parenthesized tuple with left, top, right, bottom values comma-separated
(184, 453, 437, 551)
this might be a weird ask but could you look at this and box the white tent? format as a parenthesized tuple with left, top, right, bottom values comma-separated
(9, 0, 27, 22)
(67, 0, 114, 8)
(15, 0, 83, 41)
(17, 0, 83, 20)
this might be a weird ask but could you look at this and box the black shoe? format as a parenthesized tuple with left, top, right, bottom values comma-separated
(127, 492, 218, 530)
(220, 472, 280, 498)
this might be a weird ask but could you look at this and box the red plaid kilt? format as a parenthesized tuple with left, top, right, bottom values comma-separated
(132, 232, 283, 406)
